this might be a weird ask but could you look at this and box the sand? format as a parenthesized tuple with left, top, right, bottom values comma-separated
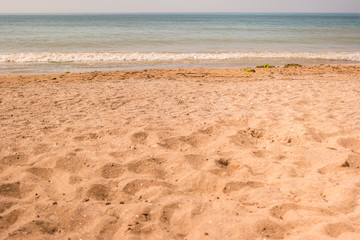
(0, 65, 360, 240)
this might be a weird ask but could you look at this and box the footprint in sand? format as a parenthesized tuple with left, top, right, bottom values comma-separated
(0, 209, 22, 230)
(255, 219, 286, 240)
(181, 133, 212, 148)
(100, 163, 125, 179)
(270, 203, 301, 220)
(337, 137, 360, 151)
(131, 131, 149, 144)
(306, 127, 326, 143)
(68, 175, 82, 184)
(8, 220, 58, 237)
(73, 132, 99, 141)
(210, 158, 256, 177)
(26, 167, 53, 180)
(32, 143, 50, 155)
(127, 207, 154, 235)
(270, 203, 335, 220)
(55, 152, 89, 173)
(127, 220, 153, 235)
(230, 128, 265, 147)
(252, 149, 268, 158)
(223, 181, 263, 194)
(208, 158, 231, 176)
(158, 136, 190, 150)
(160, 203, 179, 227)
(1, 154, 29, 165)
(122, 179, 175, 195)
(184, 154, 207, 170)
(87, 184, 110, 201)
(324, 222, 355, 238)
(95, 218, 120, 240)
(126, 158, 166, 179)
(159, 131, 212, 150)
(196, 125, 216, 136)
(0, 182, 21, 199)
(190, 202, 208, 219)
(0, 202, 16, 214)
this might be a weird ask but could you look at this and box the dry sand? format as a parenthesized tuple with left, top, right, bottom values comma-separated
(0, 65, 360, 240)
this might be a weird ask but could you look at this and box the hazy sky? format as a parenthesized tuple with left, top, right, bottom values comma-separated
(1, 0, 359, 13)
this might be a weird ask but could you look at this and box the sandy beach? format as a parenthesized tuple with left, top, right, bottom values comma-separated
(0, 65, 360, 240)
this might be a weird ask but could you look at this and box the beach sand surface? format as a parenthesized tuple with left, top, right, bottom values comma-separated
(0, 65, 360, 240)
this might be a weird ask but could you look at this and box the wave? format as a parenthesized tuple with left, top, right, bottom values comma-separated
(1, 51, 359, 63)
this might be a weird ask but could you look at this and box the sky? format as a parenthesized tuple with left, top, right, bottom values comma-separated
(1, 0, 359, 13)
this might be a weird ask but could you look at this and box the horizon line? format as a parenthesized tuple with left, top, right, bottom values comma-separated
(0, 11, 359, 15)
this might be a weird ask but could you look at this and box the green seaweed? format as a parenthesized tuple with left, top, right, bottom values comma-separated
(65, 71, 71, 74)
(256, 64, 274, 68)
(244, 69, 256, 72)
(284, 63, 301, 67)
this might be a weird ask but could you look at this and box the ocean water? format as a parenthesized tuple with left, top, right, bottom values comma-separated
(0, 13, 359, 74)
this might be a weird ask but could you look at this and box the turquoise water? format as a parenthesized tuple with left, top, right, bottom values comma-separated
(0, 13, 359, 73)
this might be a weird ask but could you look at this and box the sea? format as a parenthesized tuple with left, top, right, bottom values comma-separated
(0, 13, 359, 74)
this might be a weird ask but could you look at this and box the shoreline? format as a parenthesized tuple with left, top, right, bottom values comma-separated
(1, 51, 359, 75)
(1, 64, 359, 83)
(1, 64, 360, 239)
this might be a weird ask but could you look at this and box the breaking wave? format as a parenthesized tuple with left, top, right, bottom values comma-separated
(1, 51, 359, 63)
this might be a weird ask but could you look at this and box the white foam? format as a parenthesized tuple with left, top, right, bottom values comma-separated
(0, 51, 359, 63)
